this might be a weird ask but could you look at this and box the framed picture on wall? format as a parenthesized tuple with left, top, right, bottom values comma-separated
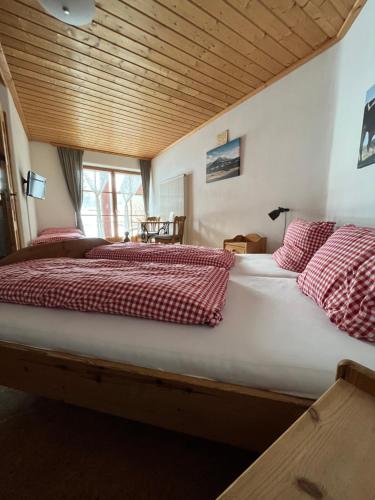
(206, 137, 240, 183)
(358, 84, 375, 169)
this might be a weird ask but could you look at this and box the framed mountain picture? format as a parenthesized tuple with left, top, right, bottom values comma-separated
(206, 138, 240, 183)
(358, 84, 375, 169)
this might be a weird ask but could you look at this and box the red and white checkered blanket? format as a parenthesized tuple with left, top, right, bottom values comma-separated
(86, 243, 235, 270)
(0, 258, 229, 326)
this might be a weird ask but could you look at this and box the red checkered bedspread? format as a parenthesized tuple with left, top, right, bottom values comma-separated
(0, 258, 229, 326)
(86, 243, 235, 270)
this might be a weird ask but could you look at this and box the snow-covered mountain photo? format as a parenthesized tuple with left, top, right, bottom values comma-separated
(206, 138, 240, 183)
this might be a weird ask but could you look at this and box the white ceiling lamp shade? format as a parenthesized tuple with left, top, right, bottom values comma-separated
(38, 0, 95, 26)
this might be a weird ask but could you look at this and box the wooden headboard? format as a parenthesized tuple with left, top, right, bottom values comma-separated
(0, 238, 111, 266)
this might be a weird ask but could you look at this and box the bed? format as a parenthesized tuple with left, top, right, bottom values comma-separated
(0, 250, 373, 451)
(0, 272, 373, 398)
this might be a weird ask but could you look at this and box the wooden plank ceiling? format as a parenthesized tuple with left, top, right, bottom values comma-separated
(0, 0, 365, 158)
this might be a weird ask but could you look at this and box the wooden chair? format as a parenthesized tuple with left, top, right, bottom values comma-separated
(138, 216, 161, 242)
(155, 216, 186, 244)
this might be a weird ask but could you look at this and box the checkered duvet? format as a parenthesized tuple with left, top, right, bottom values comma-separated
(0, 258, 229, 326)
(86, 242, 235, 270)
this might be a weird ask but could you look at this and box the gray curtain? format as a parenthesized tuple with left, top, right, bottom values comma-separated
(139, 159, 151, 217)
(57, 147, 84, 232)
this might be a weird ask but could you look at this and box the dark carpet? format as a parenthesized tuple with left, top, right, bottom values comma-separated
(0, 386, 256, 500)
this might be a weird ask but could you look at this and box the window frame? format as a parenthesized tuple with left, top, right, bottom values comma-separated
(82, 164, 144, 241)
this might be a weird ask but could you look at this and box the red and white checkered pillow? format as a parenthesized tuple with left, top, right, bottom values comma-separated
(273, 219, 335, 273)
(30, 233, 84, 246)
(297, 225, 375, 341)
(39, 227, 83, 236)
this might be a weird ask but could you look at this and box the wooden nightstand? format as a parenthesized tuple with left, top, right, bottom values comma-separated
(223, 234, 267, 254)
(218, 360, 375, 500)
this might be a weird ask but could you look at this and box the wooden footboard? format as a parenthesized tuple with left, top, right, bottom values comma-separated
(0, 238, 110, 266)
(0, 341, 312, 452)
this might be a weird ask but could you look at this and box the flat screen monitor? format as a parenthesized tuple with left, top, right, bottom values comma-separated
(26, 171, 46, 200)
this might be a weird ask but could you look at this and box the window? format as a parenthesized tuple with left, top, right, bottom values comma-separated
(81, 166, 145, 240)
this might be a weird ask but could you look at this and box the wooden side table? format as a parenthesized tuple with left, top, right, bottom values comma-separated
(218, 360, 375, 500)
(223, 234, 267, 254)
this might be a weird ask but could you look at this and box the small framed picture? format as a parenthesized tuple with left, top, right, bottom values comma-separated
(206, 138, 240, 183)
(358, 84, 375, 169)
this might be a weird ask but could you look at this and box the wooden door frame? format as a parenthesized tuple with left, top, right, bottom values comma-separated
(0, 105, 21, 252)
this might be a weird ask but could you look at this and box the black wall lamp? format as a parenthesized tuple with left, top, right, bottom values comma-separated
(268, 207, 290, 238)
(268, 207, 290, 221)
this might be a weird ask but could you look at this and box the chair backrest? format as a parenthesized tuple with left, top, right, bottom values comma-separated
(146, 216, 160, 231)
(172, 216, 186, 240)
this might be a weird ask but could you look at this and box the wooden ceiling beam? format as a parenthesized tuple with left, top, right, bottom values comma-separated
(226, 0, 312, 59)
(14, 77, 193, 133)
(15, 83, 193, 135)
(0, 36, 223, 116)
(46, 142, 153, 160)
(12, 0, 253, 95)
(22, 108, 179, 146)
(4, 50, 213, 123)
(8, 63, 203, 128)
(98, 0, 280, 77)
(187, 0, 298, 66)
(330, 0, 352, 17)
(18, 94, 185, 141)
(0, 24, 228, 111)
(29, 129, 161, 155)
(259, 0, 329, 48)
(0, 7, 238, 104)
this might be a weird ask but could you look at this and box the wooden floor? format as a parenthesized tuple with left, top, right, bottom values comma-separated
(0, 386, 257, 500)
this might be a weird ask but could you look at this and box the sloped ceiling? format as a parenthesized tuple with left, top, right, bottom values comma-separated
(0, 0, 365, 158)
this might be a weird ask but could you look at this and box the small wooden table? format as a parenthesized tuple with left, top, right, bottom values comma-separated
(218, 360, 375, 500)
(223, 234, 267, 254)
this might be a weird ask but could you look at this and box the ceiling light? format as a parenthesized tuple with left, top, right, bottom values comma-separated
(39, 0, 95, 26)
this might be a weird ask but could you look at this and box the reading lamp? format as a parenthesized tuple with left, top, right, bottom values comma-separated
(268, 207, 290, 221)
(268, 207, 290, 237)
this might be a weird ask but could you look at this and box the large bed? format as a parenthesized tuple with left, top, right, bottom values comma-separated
(0, 252, 373, 451)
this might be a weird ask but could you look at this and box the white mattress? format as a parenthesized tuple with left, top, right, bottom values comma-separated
(232, 254, 298, 278)
(0, 273, 373, 400)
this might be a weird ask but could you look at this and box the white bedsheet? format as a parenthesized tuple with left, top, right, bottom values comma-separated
(232, 254, 298, 278)
(0, 274, 373, 399)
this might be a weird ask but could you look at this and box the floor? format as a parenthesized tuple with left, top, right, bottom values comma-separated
(0, 386, 256, 500)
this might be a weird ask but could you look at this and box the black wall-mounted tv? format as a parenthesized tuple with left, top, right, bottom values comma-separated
(26, 171, 46, 200)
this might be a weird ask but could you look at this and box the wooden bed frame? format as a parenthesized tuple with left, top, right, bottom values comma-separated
(0, 241, 313, 452)
(0, 341, 312, 452)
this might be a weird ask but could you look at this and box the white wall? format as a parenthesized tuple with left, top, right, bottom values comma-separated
(152, 47, 340, 251)
(83, 150, 140, 171)
(326, 0, 375, 227)
(0, 83, 37, 245)
(30, 142, 141, 231)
